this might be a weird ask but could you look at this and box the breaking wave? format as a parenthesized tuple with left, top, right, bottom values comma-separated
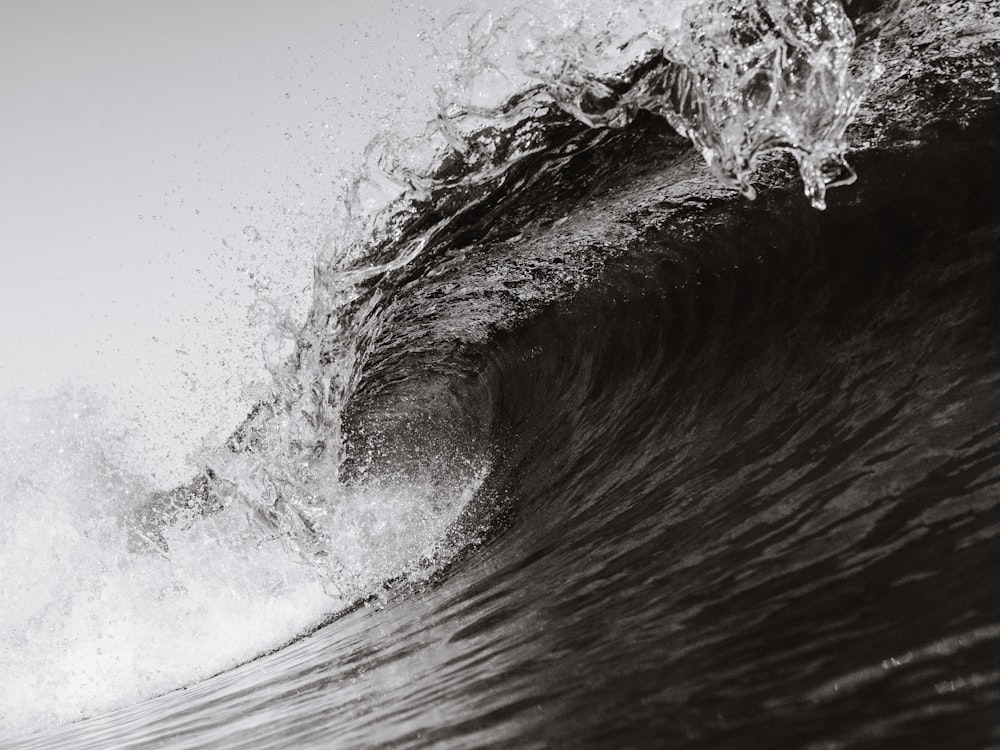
(5, 0, 1000, 746)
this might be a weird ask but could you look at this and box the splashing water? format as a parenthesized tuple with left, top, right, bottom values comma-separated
(433, 0, 865, 207)
(0, 390, 484, 736)
(0, 392, 326, 733)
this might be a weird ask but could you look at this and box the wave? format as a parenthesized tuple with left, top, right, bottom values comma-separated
(3, 0, 1000, 744)
(197, 0, 868, 574)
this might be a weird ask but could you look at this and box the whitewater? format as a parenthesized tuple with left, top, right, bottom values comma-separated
(3, 0, 1000, 747)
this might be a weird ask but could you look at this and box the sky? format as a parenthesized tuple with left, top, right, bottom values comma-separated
(0, 0, 473, 482)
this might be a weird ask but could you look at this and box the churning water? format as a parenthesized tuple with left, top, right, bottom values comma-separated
(3, 0, 1000, 747)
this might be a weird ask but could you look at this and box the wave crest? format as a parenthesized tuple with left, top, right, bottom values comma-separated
(193, 0, 871, 583)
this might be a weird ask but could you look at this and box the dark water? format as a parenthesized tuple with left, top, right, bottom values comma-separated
(11, 99, 1000, 748)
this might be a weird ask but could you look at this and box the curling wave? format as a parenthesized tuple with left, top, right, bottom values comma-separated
(4, 0, 1000, 746)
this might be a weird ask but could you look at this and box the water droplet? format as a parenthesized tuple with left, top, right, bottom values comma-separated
(243, 225, 261, 243)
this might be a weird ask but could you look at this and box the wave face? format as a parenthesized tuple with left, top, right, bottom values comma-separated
(4, 0, 1000, 747)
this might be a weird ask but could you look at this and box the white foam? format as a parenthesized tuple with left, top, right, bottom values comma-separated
(0, 391, 480, 739)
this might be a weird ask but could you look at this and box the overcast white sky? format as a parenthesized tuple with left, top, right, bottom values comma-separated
(0, 1, 481, 480)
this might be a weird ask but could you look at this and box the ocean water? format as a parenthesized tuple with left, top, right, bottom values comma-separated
(3, 0, 1000, 747)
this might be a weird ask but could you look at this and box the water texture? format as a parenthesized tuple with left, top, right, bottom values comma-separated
(2, 0, 1000, 747)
